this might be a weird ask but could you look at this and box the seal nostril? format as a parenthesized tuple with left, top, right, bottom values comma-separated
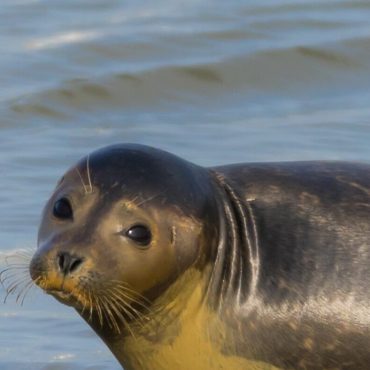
(69, 257, 83, 273)
(58, 253, 65, 272)
(57, 252, 83, 275)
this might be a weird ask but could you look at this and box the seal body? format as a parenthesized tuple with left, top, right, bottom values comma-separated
(30, 144, 370, 370)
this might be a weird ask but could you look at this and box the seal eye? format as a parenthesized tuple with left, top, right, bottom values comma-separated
(126, 225, 151, 246)
(53, 198, 73, 220)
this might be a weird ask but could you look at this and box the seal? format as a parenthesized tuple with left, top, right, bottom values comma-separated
(29, 144, 370, 370)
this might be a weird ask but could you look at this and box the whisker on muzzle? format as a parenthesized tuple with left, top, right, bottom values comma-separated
(0, 249, 36, 305)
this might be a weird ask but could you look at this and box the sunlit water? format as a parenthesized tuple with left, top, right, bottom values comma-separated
(1, 0, 370, 368)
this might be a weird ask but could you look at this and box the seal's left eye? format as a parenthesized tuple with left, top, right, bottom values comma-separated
(53, 198, 73, 220)
(126, 225, 151, 246)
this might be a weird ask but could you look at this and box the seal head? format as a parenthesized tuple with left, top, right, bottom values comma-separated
(29, 144, 220, 366)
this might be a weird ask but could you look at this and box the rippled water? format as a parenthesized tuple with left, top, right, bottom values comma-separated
(1, 0, 370, 368)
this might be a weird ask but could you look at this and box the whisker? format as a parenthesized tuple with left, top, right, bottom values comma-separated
(4, 253, 32, 265)
(133, 190, 166, 208)
(110, 297, 138, 337)
(1, 271, 30, 287)
(94, 294, 104, 328)
(98, 305, 105, 327)
(4, 276, 32, 303)
(20, 284, 38, 306)
(128, 195, 140, 206)
(88, 288, 94, 322)
(79, 291, 88, 316)
(7, 252, 33, 260)
(108, 290, 147, 328)
(101, 296, 121, 334)
(0, 268, 29, 281)
(113, 285, 152, 312)
(108, 290, 138, 321)
(110, 280, 151, 304)
(1, 264, 29, 270)
(0, 270, 29, 288)
(1, 249, 34, 298)
(105, 296, 134, 337)
(20, 275, 40, 301)
(16, 279, 36, 305)
(75, 167, 88, 194)
(86, 154, 93, 194)
(5, 275, 31, 293)
(111, 288, 151, 317)
(99, 296, 114, 329)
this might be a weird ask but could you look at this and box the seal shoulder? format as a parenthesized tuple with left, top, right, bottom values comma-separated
(209, 160, 370, 369)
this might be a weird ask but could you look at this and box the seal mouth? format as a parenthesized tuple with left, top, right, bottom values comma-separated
(46, 289, 80, 307)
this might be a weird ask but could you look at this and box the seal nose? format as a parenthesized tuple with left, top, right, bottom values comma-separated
(57, 252, 83, 275)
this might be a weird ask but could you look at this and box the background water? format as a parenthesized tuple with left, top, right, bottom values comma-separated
(1, 0, 370, 368)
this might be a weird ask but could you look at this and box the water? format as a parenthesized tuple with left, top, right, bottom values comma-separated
(1, 0, 370, 368)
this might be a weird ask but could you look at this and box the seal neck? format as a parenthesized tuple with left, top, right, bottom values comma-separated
(99, 268, 208, 369)
(206, 170, 260, 311)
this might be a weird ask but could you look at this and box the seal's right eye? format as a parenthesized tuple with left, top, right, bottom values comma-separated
(53, 198, 73, 220)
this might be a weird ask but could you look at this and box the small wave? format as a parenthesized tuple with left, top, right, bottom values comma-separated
(10, 34, 370, 117)
(0, 312, 18, 318)
(25, 31, 101, 51)
(51, 353, 76, 361)
(295, 46, 355, 66)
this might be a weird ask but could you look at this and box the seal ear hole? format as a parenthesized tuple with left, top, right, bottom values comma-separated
(53, 197, 73, 220)
(125, 224, 152, 247)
